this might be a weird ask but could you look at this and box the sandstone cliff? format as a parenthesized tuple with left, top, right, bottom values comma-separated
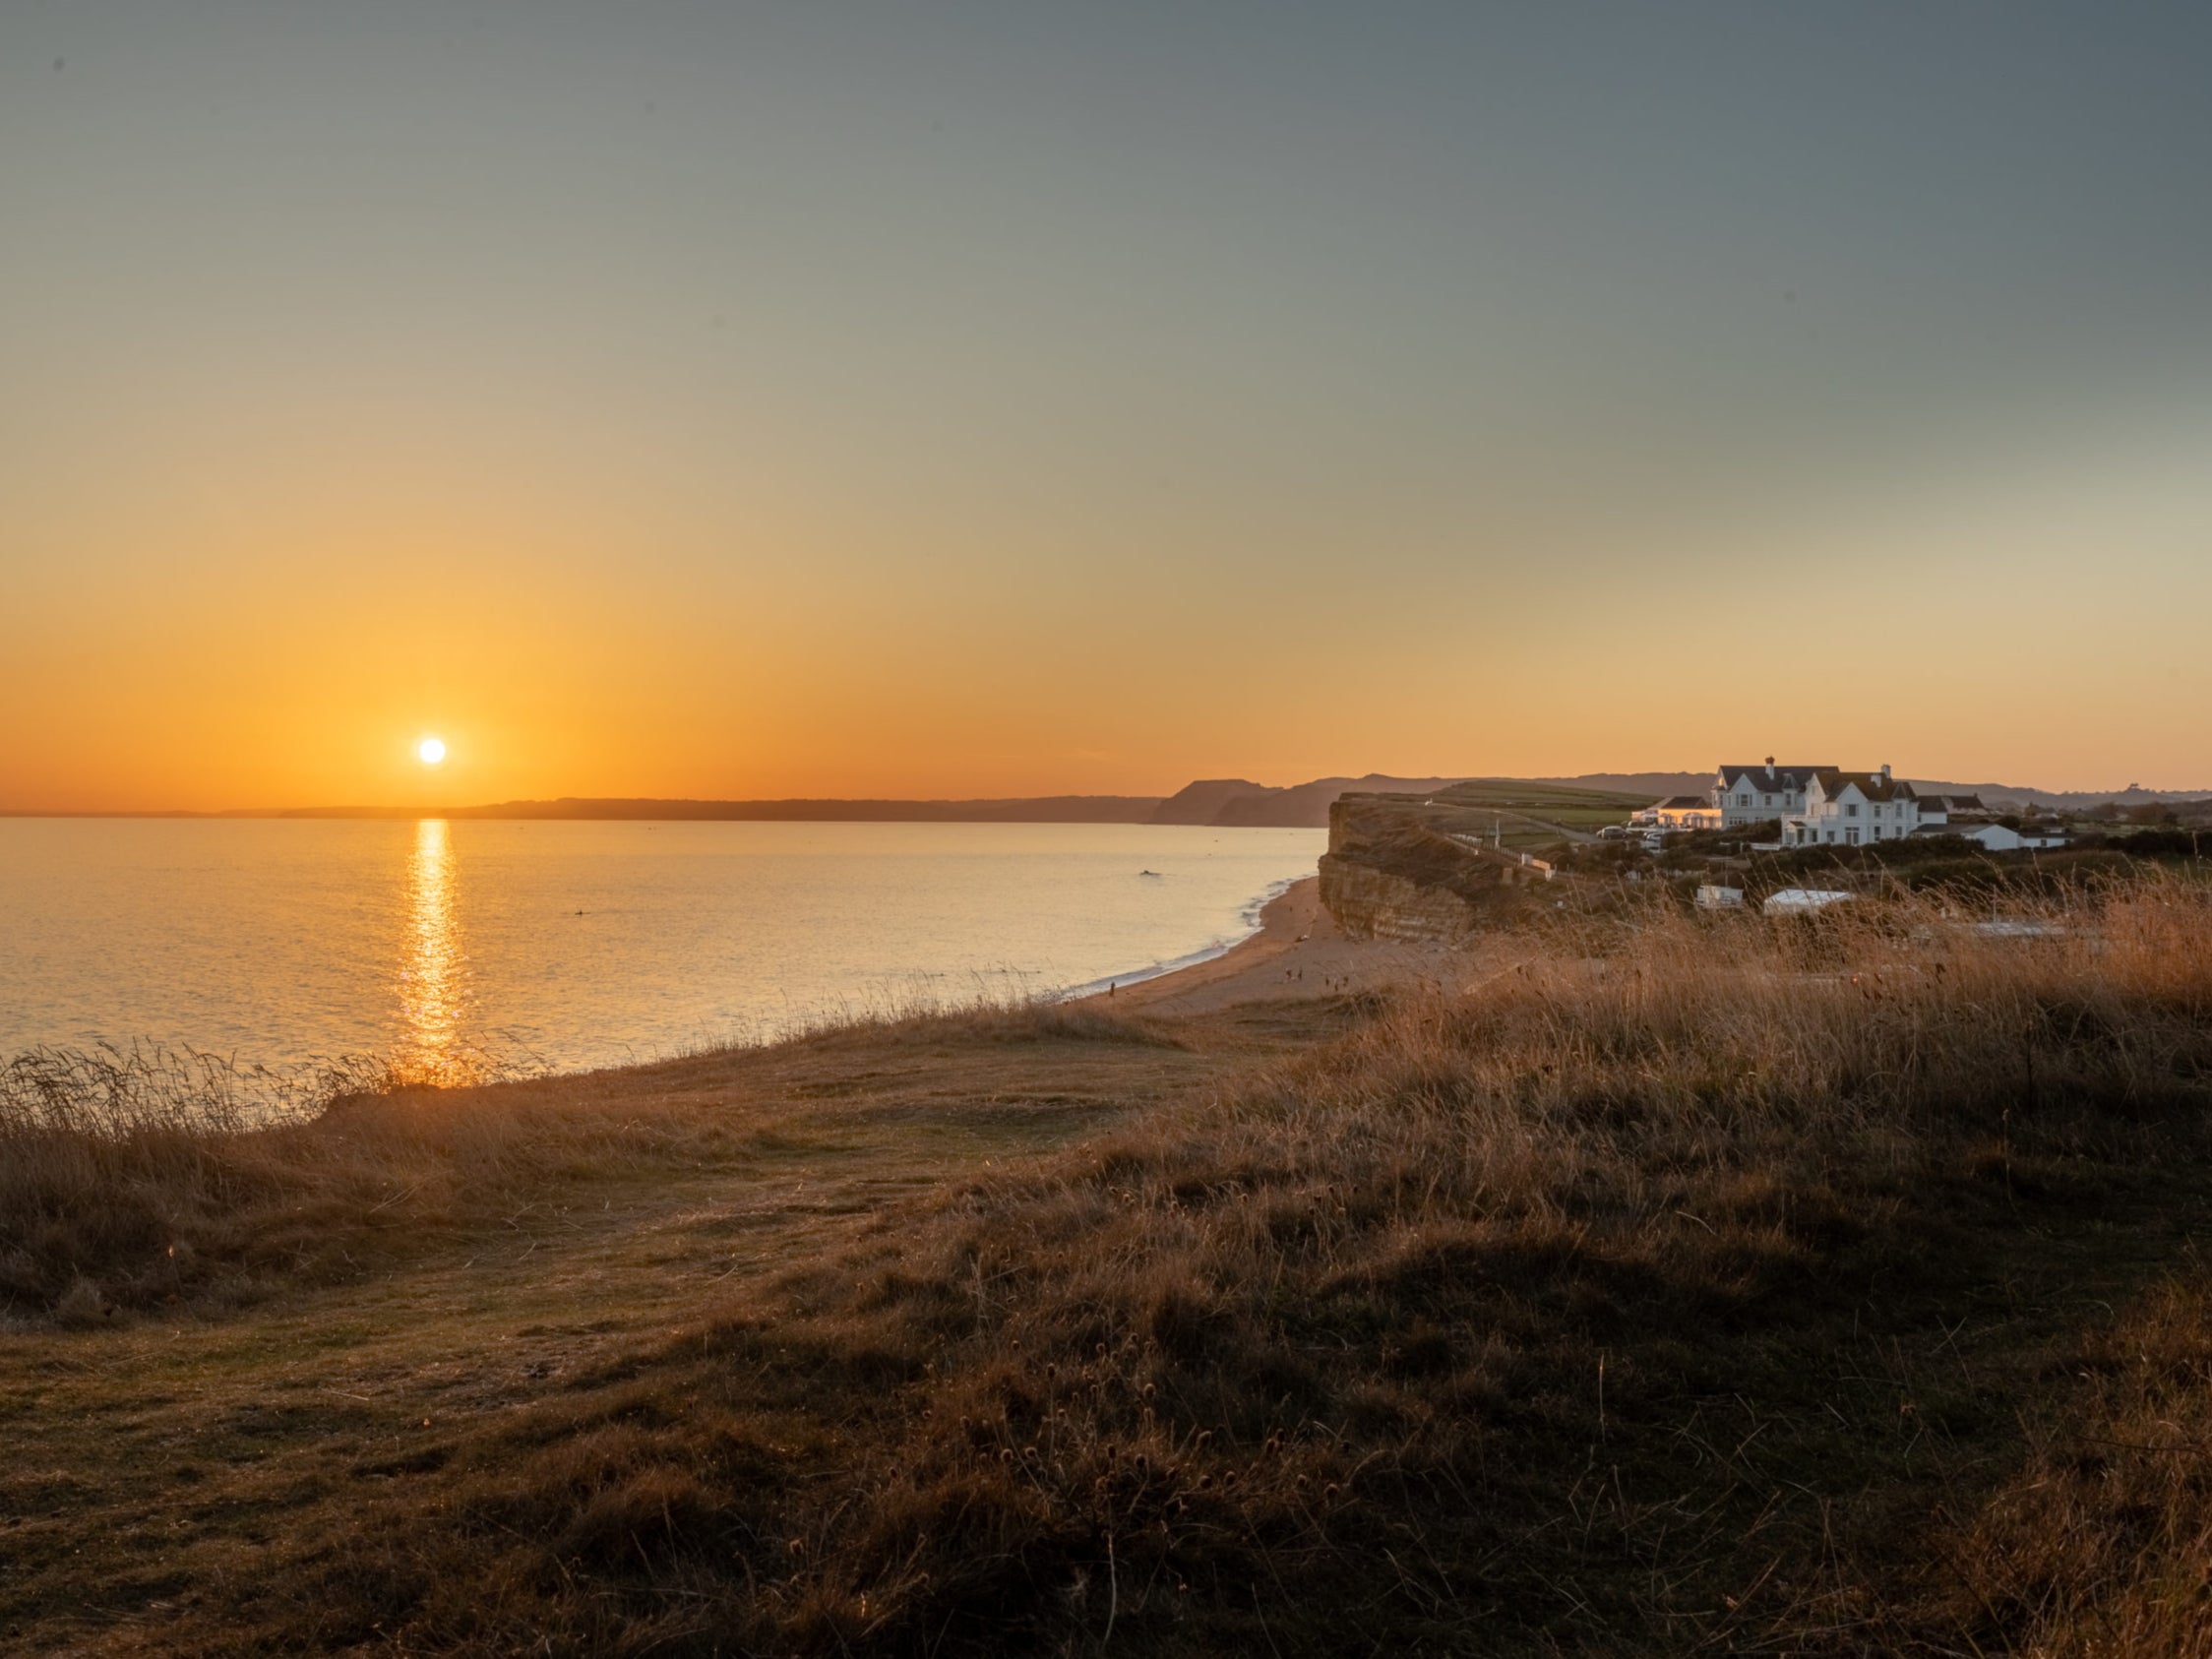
(1318, 794, 1533, 942)
(1318, 854, 1490, 942)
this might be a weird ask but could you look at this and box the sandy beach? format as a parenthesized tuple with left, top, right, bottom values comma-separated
(1084, 875, 1458, 1015)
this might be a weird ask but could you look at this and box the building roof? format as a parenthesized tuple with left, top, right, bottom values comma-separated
(1813, 768, 1919, 804)
(1657, 794, 1710, 810)
(1717, 763, 1832, 791)
(1919, 793, 1986, 813)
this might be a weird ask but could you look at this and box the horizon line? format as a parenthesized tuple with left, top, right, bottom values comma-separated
(6, 769, 2211, 822)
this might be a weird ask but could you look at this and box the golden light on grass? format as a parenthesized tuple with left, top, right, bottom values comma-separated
(417, 736, 447, 766)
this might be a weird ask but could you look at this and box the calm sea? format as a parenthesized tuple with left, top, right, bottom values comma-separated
(0, 819, 1321, 1080)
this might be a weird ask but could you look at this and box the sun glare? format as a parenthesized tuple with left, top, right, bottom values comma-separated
(418, 736, 447, 766)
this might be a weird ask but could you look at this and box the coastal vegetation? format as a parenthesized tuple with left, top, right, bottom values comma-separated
(6, 876, 2212, 1654)
(1623, 828, 2212, 910)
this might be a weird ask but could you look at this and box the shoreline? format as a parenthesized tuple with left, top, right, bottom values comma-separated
(1054, 874, 1311, 1004)
(1075, 875, 1456, 1016)
(2, 827, 1329, 1079)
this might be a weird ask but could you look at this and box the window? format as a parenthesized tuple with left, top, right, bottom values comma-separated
(1846, 828, 1860, 845)
(1846, 803, 1860, 817)
(1873, 827, 1883, 840)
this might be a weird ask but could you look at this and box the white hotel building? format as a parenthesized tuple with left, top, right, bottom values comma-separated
(1642, 761, 2049, 851)
(1782, 767, 1921, 847)
(1713, 760, 1831, 829)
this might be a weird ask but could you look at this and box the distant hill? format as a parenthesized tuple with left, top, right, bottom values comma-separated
(235, 775, 1485, 830)
(1148, 779, 1277, 825)
(1906, 780, 2212, 810)
(245, 795, 1169, 824)
(1181, 775, 1476, 829)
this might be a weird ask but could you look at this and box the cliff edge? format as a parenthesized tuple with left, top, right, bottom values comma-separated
(1317, 794, 1522, 941)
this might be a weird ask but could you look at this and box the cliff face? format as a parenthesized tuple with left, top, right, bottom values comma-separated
(1318, 853, 1488, 942)
(1318, 794, 1517, 942)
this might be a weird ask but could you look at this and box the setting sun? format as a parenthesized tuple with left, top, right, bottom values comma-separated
(417, 737, 447, 766)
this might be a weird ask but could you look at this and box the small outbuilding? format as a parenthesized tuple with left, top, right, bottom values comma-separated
(1916, 793, 1986, 827)
(1957, 823, 2066, 852)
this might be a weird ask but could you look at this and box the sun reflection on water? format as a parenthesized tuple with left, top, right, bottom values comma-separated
(397, 818, 474, 1084)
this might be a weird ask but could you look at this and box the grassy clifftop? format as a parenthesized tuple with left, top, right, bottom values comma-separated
(1314, 783, 1643, 939)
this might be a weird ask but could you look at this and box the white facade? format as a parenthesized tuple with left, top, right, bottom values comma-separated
(1714, 760, 1830, 829)
(1948, 823, 2066, 852)
(1783, 767, 1921, 847)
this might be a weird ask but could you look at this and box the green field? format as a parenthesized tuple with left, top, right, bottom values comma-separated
(1431, 776, 1652, 821)
(1343, 777, 1650, 853)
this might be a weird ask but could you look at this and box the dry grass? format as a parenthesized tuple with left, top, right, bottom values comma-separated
(6, 876, 2212, 1655)
(0, 1005, 1189, 1320)
(1938, 1277, 2212, 1658)
(0, 1039, 710, 1316)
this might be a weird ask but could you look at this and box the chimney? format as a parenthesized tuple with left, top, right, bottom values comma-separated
(1880, 763, 1891, 783)
(1764, 755, 1775, 779)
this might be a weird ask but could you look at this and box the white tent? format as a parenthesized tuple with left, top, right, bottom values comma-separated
(1763, 888, 1855, 916)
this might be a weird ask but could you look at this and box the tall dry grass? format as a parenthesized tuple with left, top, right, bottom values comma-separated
(0, 1002, 1183, 1321)
(700, 880, 2212, 1652)
(217, 872, 2212, 1655)
(14, 873, 2212, 1655)
(0, 1038, 708, 1317)
(1940, 1277, 2212, 1659)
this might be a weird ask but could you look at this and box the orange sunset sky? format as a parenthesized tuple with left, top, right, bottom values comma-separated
(5, 5, 2210, 812)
